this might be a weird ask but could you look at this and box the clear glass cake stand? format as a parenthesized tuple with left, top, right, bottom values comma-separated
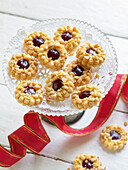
(2, 18, 118, 124)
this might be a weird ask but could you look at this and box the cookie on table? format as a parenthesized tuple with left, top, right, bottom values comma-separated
(24, 31, 51, 58)
(38, 40, 67, 70)
(64, 60, 92, 87)
(100, 125, 128, 151)
(71, 84, 102, 110)
(73, 153, 102, 170)
(45, 71, 74, 102)
(76, 42, 106, 67)
(53, 25, 81, 55)
(15, 81, 44, 106)
(8, 53, 38, 80)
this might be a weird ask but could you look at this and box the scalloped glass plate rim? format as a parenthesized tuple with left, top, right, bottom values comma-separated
(2, 18, 118, 116)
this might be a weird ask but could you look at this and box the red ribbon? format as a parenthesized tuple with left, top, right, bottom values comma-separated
(0, 74, 127, 167)
(121, 75, 128, 103)
(0, 112, 50, 167)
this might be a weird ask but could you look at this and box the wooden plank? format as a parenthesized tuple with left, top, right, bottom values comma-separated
(0, 153, 72, 170)
(0, 3, 128, 169)
(0, 0, 128, 38)
(0, 85, 28, 145)
(0, 84, 128, 169)
(109, 36, 128, 74)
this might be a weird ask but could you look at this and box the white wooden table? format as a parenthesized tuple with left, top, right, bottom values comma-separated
(0, 0, 128, 169)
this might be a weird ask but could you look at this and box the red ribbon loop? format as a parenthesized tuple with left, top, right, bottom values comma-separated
(0, 112, 50, 167)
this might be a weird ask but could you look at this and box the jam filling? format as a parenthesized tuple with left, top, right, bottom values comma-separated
(52, 79, 63, 91)
(17, 59, 29, 69)
(82, 159, 93, 169)
(72, 65, 84, 76)
(110, 130, 121, 140)
(86, 48, 98, 56)
(33, 37, 44, 47)
(24, 86, 36, 95)
(79, 91, 91, 99)
(47, 49, 60, 60)
(61, 32, 73, 41)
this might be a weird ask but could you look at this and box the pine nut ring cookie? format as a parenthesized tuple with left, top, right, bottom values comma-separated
(73, 153, 102, 170)
(8, 53, 38, 80)
(15, 81, 44, 106)
(53, 25, 81, 55)
(100, 125, 128, 151)
(64, 60, 92, 87)
(76, 42, 106, 67)
(24, 31, 51, 58)
(45, 71, 74, 102)
(71, 84, 102, 110)
(38, 40, 67, 70)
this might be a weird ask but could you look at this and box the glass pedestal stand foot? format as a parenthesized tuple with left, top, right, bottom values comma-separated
(41, 111, 85, 125)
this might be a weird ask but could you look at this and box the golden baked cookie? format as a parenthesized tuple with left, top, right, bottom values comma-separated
(45, 71, 74, 102)
(38, 40, 67, 70)
(64, 60, 92, 87)
(24, 31, 51, 58)
(71, 84, 102, 110)
(100, 125, 128, 151)
(15, 81, 44, 106)
(76, 42, 106, 67)
(8, 53, 38, 80)
(73, 153, 102, 170)
(53, 25, 81, 55)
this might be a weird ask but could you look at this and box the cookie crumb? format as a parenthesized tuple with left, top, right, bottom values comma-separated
(124, 122, 127, 126)
(36, 75, 40, 79)
(67, 168, 70, 170)
(70, 52, 74, 56)
(95, 73, 100, 79)
(46, 99, 51, 104)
